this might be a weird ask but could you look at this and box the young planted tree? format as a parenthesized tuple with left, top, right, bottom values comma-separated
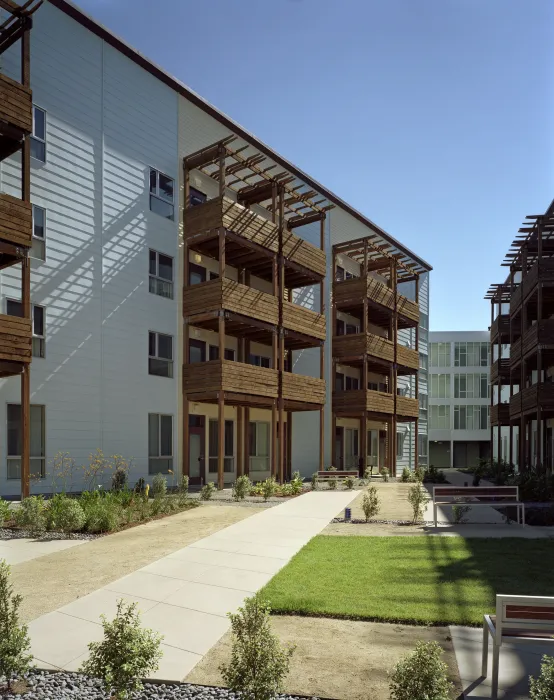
(80, 600, 162, 699)
(0, 560, 33, 691)
(220, 594, 295, 700)
(408, 482, 429, 524)
(362, 486, 381, 522)
(389, 640, 453, 700)
(530, 654, 554, 699)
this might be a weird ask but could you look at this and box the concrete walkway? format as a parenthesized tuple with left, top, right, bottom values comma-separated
(0, 537, 87, 565)
(28, 490, 358, 680)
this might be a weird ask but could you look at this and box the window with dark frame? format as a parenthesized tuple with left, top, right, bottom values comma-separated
(7, 404, 45, 480)
(208, 419, 234, 473)
(148, 413, 173, 474)
(188, 262, 207, 285)
(31, 205, 46, 260)
(209, 346, 235, 361)
(149, 250, 173, 299)
(189, 339, 206, 363)
(148, 331, 173, 378)
(336, 372, 345, 391)
(345, 376, 360, 390)
(249, 421, 269, 472)
(335, 266, 345, 282)
(149, 168, 174, 220)
(249, 354, 271, 368)
(31, 106, 46, 162)
(7, 299, 45, 358)
(396, 432, 405, 459)
(189, 187, 207, 207)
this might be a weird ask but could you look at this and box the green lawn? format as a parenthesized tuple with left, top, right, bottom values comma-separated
(262, 536, 554, 626)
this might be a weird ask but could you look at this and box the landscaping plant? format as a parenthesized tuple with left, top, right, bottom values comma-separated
(151, 473, 167, 499)
(452, 498, 471, 525)
(49, 451, 77, 494)
(220, 594, 295, 700)
(362, 485, 381, 521)
(0, 560, 33, 691)
(400, 467, 413, 483)
(0, 496, 10, 525)
(201, 482, 215, 500)
(389, 640, 453, 700)
(413, 465, 425, 483)
(14, 496, 46, 535)
(177, 474, 189, 506)
(80, 599, 162, 700)
(46, 493, 86, 533)
(82, 449, 112, 492)
(311, 472, 318, 490)
(133, 477, 146, 495)
(262, 476, 278, 501)
(530, 653, 554, 699)
(380, 467, 390, 482)
(327, 475, 338, 490)
(344, 476, 355, 490)
(111, 467, 128, 492)
(408, 482, 429, 524)
(232, 475, 252, 501)
(290, 471, 304, 495)
(280, 484, 294, 497)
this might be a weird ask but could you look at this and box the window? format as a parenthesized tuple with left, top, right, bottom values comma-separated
(454, 342, 489, 367)
(345, 375, 360, 390)
(367, 429, 378, 467)
(209, 419, 234, 473)
(429, 374, 450, 399)
(429, 405, 450, 430)
(418, 393, 428, 410)
(188, 262, 206, 285)
(396, 432, 405, 459)
(7, 300, 45, 357)
(336, 372, 345, 391)
(430, 342, 450, 367)
(419, 353, 428, 370)
(345, 322, 360, 335)
(209, 346, 235, 361)
(189, 187, 207, 207)
(454, 373, 489, 399)
(7, 404, 45, 480)
(31, 205, 46, 260)
(336, 319, 345, 335)
(249, 354, 271, 368)
(31, 106, 46, 162)
(249, 421, 269, 472)
(149, 250, 173, 299)
(344, 428, 359, 469)
(335, 266, 345, 282)
(148, 331, 173, 378)
(418, 434, 428, 465)
(420, 312, 429, 330)
(149, 168, 174, 220)
(397, 386, 408, 397)
(148, 414, 173, 474)
(189, 339, 206, 363)
(454, 405, 489, 430)
(368, 381, 378, 391)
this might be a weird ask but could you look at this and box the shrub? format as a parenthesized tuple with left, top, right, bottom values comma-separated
(111, 468, 128, 492)
(280, 483, 294, 497)
(400, 467, 413, 483)
(362, 486, 381, 522)
(452, 499, 471, 525)
(262, 477, 278, 501)
(364, 466, 374, 480)
(220, 594, 295, 700)
(49, 451, 77, 494)
(47, 494, 86, 533)
(0, 497, 11, 525)
(389, 640, 453, 700)
(344, 476, 355, 490)
(134, 477, 146, 495)
(408, 483, 429, 524)
(201, 482, 215, 501)
(327, 476, 338, 490)
(177, 474, 189, 506)
(290, 471, 303, 495)
(0, 560, 33, 691)
(80, 600, 162, 700)
(14, 496, 46, 535)
(151, 473, 167, 499)
(380, 467, 390, 483)
(232, 475, 252, 501)
(83, 499, 122, 533)
(311, 473, 318, 490)
(424, 464, 447, 484)
(530, 654, 554, 699)
(327, 466, 337, 472)
(413, 465, 425, 483)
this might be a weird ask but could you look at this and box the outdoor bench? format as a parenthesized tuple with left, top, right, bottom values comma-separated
(432, 485, 524, 527)
(316, 470, 358, 483)
(483, 594, 554, 698)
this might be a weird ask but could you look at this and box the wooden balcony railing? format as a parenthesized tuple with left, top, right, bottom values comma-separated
(490, 314, 510, 341)
(0, 193, 32, 249)
(333, 388, 394, 416)
(332, 332, 418, 372)
(282, 372, 326, 406)
(509, 392, 522, 418)
(510, 336, 522, 367)
(184, 279, 279, 326)
(509, 383, 554, 418)
(282, 300, 326, 341)
(397, 344, 419, 372)
(183, 360, 279, 399)
(510, 320, 554, 369)
(490, 358, 510, 384)
(334, 276, 419, 325)
(396, 395, 419, 419)
(183, 196, 326, 278)
(0, 314, 32, 366)
(491, 403, 510, 425)
(0, 73, 32, 136)
(510, 285, 522, 316)
(521, 260, 554, 302)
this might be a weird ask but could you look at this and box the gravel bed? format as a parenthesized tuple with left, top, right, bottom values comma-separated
(330, 517, 417, 526)
(1, 671, 323, 700)
(0, 527, 101, 542)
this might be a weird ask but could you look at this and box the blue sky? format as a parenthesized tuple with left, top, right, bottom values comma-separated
(77, 0, 553, 331)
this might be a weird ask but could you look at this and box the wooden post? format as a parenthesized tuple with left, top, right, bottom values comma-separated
(271, 403, 278, 479)
(319, 216, 326, 473)
(217, 227, 226, 489)
(537, 240, 543, 469)
(331, 247, 338, 468)
(414, 275, 419, 468)
(277, 186, 285, 483)
(390, 262, 398, 476)
(286, 411, 292, 480)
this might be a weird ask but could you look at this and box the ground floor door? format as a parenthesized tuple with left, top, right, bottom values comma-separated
(344, 428, 359, 470)
(453, 442, 467, 468)
(379, 430, 387, 469)
(367, 429, 379, 474)
(188, 416, 205, 486)
(335, 427, 344, 470)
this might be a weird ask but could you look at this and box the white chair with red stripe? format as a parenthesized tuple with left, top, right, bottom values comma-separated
(482, 594, 554, 699)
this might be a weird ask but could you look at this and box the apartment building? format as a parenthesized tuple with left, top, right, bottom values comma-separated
(428, 331, 490, 469)
(487, 198, 554, 471)
(0, 0, 431, 496)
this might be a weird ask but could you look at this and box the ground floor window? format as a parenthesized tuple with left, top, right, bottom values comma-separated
(249, 421, 269, 471)
(367, 429, 379, 468)
(208, 419, 234, 473)
(396, 432, 405, 459)
(418, 434, 428, 465)
(7, 404, 45, 480)
(148, 413, 173, 474)
(344, 428, 359, 469)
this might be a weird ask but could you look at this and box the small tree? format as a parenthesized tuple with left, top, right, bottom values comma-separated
(80, 600, 162, 700)
(220, 595, 295, 700)
(0, 560, 33, 691)
(530, 654, 554, 699)
(0, 497, 11, 525)
(200, 482, 215, 500)
(232, 475, 252, 501)
(452, 498, 471, 525)
(362, 485, 381, 522)
(151, 473, 167, 499)
(389, 640, 453, 700)
(262, 476, 278, 501)
(380, 467, 390, 482)
(408, 482, 429, 524)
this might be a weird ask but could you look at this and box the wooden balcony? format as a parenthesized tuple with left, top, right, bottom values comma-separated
(334, 276, 419, 327)
(282, 372, 326, 408)
(509, 392, 522, 418)
(0, 314, 32, 372)
(183, 196, 326, 284)
(490, 358, 510, 384)
(510, 383, 554, 418)
(0, 73, 32, 160)
(491, 403, 510, 425)
(183, 359, 279, 403)
(510, 285, 522, 316)
(396, 395, 419, 420)
(332, 332, 418, 373)
(510, 320, 554, 369)
(491, 314, 510, 341)
(333, 388, 394, 417)
(521, 260, 554, 302)
(282, 300, 326, 343)
(0, 193, 32, 252)
(510, 336, 521, 367)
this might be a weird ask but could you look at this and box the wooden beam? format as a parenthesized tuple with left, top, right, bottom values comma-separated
(218, 227, 226, 490)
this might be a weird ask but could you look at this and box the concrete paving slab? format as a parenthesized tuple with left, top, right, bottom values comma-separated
(194, 564, 273, 592)
(232, 541, 297, 559)
(162, 581, 250, 617)
(28, 612, 103, 668)
(140, 604, 230, 655)
(0, 538, 86, 565)
(105, 571, 187, 601)
(139, 558, 215, 583)
(58, 588, 159, 625)
(152, 644, 203, 681)
(166, 546, 286, 574)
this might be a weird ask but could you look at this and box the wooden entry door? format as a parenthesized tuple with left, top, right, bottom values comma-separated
(188, 416, 205, 486)
(335, 427, 344, 470)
